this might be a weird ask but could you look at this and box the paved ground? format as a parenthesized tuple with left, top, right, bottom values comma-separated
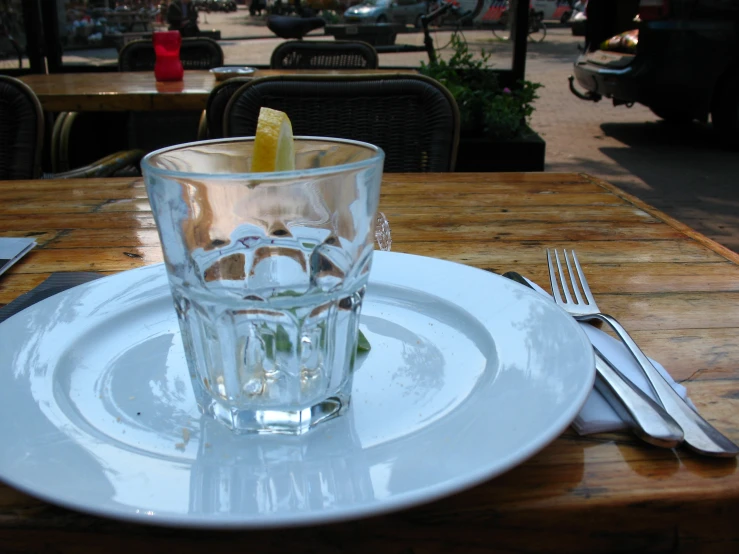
(63, 8, 739, 252)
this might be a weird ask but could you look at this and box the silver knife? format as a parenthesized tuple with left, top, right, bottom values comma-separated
(592, 346, 683, 448)
(502, 271, 684, 448)
(585, 313, 739, 457)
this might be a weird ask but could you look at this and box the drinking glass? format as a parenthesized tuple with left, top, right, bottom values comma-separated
(142, 137, 384, 435)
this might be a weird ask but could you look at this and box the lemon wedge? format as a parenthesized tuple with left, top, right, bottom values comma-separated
(251, 107, 295, 172)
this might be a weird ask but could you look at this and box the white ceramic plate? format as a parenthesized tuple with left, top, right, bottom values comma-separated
(209, 66, 256, 81)
(0, 252, 594, 529)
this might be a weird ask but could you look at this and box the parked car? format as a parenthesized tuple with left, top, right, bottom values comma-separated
(483, 0, 574, 25)
(343, 0, 428, 28)
(531, 0, 574, 23)
(570, 0, 739, 146)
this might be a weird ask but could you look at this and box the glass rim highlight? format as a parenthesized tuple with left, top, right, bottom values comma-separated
(141, 136, 385, 182)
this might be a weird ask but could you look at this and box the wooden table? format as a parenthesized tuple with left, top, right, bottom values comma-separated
(1, 173, 738, 553)
(19, 69, 420, 112)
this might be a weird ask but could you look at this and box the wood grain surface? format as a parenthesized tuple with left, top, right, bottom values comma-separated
(19, 69, 419, 112)
(1, 172, 738, 553)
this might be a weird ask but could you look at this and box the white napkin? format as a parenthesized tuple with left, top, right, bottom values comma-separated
(525, 278, 691, 436)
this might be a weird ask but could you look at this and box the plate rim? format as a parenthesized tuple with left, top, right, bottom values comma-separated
(209, 66, 256, 76)
(0, 252, 595, 528)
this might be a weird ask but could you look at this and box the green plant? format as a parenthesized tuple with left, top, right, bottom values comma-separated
(319, 9, 341, 24)
(419, 33, 543, 140)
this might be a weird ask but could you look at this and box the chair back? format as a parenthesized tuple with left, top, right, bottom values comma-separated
(119, 37, 224, 71)
(270, 40, 379, 70)
(0, 75, 44, 180)
(118, 37, 223, 149)
(205, 76, 255, 139)
(223, 74, 460, 172)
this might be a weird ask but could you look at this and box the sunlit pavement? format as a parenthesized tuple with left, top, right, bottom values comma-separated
(64, 7, 739, 252)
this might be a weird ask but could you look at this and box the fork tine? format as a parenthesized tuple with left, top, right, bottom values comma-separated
(554, 250, 575, 304)
(571, 251, 596, 306)
(564, 250, 585, 305)
(546, 249, 564, 304)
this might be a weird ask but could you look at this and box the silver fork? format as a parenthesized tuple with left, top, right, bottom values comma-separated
(547, 248, 739, 458)
(502, 270, 683, 448)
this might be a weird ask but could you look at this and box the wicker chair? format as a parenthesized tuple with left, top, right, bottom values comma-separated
(51, 37, 224, 168)
(203, 76, 255, 139)
(270, 40, 379, 70)
(0, 75, 44, 180)
(0, 75, 143, 180)
(118, 37, 224, 71)
(223, 74, 460, 172)
(119, 36, 224, 150)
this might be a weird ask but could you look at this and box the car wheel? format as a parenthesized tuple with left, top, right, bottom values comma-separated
(560, 11, 571, 24)
(650, 106, 695, 124)
(711, 73, 739, 149)
(377, 15, 387, 23)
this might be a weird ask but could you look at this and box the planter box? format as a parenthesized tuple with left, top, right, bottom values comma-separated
(324, 23, 403, 46)
(454, 129, 546, 172)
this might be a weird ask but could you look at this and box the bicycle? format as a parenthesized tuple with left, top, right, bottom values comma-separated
(491, 8, 546, 42)
(428, 0, 482, 28)
(414, 0, 486, 63)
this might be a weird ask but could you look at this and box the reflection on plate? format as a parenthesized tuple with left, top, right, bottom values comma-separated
(0, 252, 594, 529)
(209, 66, 256, 81)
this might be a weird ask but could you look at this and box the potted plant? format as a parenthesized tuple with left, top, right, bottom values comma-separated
(419, 33, 545, 172)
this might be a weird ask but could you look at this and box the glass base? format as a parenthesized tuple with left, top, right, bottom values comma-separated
(199, 388, 352, 435)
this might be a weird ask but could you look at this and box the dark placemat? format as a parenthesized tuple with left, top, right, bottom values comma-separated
(0, 272, 103, 324)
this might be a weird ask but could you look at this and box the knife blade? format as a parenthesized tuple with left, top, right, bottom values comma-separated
(502, 271, 684, 448)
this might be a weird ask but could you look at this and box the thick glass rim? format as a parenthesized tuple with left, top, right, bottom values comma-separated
(141, 136, 385, 181)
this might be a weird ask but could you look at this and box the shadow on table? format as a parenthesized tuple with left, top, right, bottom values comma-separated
(678, 451, 737, 477)
(546, 121, 739, 252)
(546, 119, 739, 252)
(597, 121, 739, 250)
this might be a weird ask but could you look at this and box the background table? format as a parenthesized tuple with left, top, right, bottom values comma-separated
(1, 172, 738, 553)
(19, 69, 420, 112)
